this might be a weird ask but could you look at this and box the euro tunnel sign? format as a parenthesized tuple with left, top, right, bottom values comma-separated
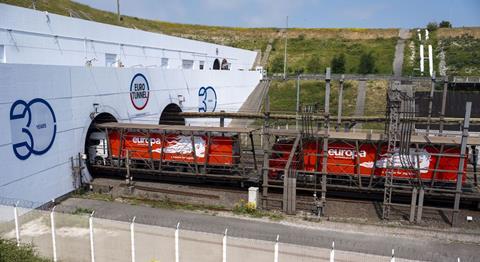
(9, 98, 57, 160)
(198, 86, 217, 112)
(130, 73, 150, 110)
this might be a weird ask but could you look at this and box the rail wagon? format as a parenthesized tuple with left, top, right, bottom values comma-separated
(268, 136, 467, 184)
(87, 122, 258, 181)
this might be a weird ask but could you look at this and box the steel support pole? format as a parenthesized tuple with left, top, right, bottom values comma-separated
(126, 150, 130, 185)
(274, 235, 279, 262)
(321, 68, 331, 214)
(336, 75, 344, 131)
(13, 203, 20, 246)
(130, 216, 136, 262)
(222, 228, 227, 262)
(89, 211, 95, 262)
(452, 102, 471, 226)
(329, 241, 335, 262)
(426, 71, 435, 135)
(116, 0, 121, 22)
(283, 16, 288, 79)
(50, 205, 57, 262)
(175, 222, 180, 262)
(439, 78, 448, 135)
(220, 110, 225, 127)
(409, 187, 418, 223)
(296, 75, 300, 130)
(473, 145, 478, 187)
(325, 68, 331, 119)
(262, 95, 270, 209)
(416, 188, 425, 223)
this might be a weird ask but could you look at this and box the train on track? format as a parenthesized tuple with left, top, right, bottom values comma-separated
(87, 122, 258, 182)
(87, 122, 478, 189)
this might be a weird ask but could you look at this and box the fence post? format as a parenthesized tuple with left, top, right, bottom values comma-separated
(175, 222, 180, 262)
(274, 235, 279, 262)
(13, 202, 20, 246)
(222, 228, 228, 262)
(391, 249, 395, 262)
(130, 216, 136, 262)
(89, 211, 95, 262)
(329, 241, 334, 262)
(50, 205, 57, 262)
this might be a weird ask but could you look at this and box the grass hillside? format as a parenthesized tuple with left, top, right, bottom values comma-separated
(403, 27, 480, 76)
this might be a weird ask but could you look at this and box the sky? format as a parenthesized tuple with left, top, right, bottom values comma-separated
(73, 0, 480, 28)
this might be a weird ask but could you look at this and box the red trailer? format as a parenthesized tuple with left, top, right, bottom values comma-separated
(108, 131, 239, 166)
(269, 139, 465, 183)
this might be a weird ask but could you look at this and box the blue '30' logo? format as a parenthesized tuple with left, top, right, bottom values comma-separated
(198, 86, 217, 112)
(9, 98, 57, 160)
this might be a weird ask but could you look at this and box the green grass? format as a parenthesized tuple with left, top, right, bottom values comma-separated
(268, 80, 359, 116)
(269, 37, 398, 74)
(0, 238, 49, 262)
(119, 196, 227, 212)
(72, 207, 94, 215)
(440, 35, 480, 76)
(267, 79, 388, 130)
(232, 200, 284, 221)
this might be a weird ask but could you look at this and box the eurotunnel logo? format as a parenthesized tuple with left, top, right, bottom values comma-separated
(198, 86, 217, 112)
(130, 73, 150, 110)
(9, 98, 57, 160)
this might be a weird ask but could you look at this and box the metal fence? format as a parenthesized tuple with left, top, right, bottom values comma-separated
(0, 202, 437, 262)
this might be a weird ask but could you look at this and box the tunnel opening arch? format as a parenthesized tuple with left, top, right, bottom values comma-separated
(159, 103, 185, 126)
(83, 112, 118, 175)
(213, 58, 220, 70)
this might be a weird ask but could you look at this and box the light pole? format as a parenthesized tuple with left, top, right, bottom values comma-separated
(116, 0, 121, 22)
(283, 16, 288, 79)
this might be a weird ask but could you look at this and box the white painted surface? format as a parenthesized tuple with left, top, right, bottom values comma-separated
(248, 187, 259, 208)
(420, 44, 424, 73)
(0, 63, 261, 205)
(0, 4, 257, 70)
(428, 44, 433, 77)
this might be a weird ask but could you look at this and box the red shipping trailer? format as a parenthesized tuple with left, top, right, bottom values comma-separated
(269, 140, 465, 183)
(108, 131, 238, 166)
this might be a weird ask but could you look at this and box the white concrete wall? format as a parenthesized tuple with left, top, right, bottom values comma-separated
(0, 4, 257, 70)
(0, 63, 262, 206)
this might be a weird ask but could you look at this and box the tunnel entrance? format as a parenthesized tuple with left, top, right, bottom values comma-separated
(159, 103, 185, 125)
(84, 113, 118, 174)
(213, 59, 220, 70)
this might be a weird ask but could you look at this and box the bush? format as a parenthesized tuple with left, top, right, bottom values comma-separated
(331, 53, 346, 73)
(439, 20, 452, 28)
(0, 238, 48, 262)
(358, 51, 376, 74)
(306, 55, 322, 73)
(270, 56, 284, 73)
(233, 199, 258, 216)
(426, 22, 438, 32)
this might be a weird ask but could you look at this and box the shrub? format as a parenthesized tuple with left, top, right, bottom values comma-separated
(426, 22, 438, 32)
(306, 55, 322, 73)
(0, 238, 48, 262)
(358, 51, 376, 74)
(439, 20, 452, 28)
(270, 56, 284, 73)
(331, 53, 346, 73)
